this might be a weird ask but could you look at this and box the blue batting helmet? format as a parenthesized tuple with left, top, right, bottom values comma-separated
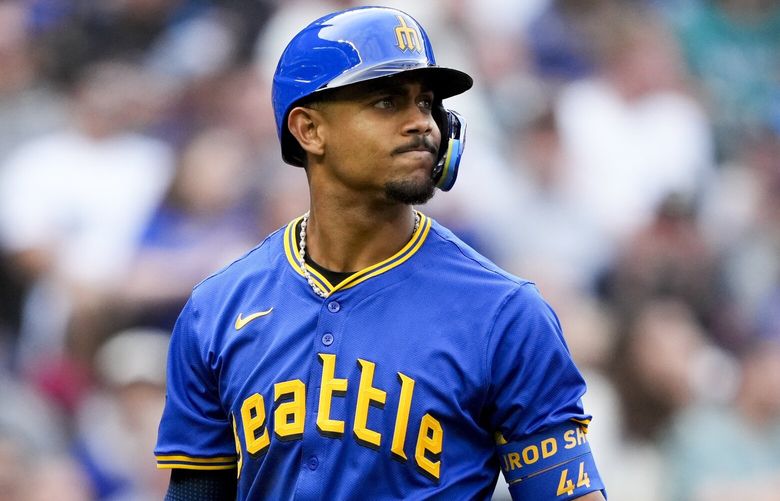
(272, 6, 472, 191)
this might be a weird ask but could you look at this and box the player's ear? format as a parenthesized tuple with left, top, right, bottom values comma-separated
(288, 106, 326, 158)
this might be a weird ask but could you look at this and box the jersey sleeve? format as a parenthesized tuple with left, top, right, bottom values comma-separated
(155, 297, 238, 471)
(485, 284, 606, 500)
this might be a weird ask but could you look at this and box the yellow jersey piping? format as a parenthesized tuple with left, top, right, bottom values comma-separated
(283, 212, 430, 297)
(155, 454, 237, 470)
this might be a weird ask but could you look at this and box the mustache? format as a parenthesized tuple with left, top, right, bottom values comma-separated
(392, 136, 438, 156)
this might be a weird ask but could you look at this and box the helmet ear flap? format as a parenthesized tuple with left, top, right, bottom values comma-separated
(282, 128, 306, 167)
(431, 106, 466, 192)
(433, 101, 448, 159)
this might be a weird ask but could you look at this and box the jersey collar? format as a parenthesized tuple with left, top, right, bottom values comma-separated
(283, 211, 431, 298)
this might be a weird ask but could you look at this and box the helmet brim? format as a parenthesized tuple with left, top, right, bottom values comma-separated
(397, 66, 473, 99)
(324, 64, 473, 100)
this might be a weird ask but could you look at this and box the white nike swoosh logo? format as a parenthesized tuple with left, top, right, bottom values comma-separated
(234, 308, 274, 330)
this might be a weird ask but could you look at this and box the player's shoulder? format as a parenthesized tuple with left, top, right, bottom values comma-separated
(424, 217, 534, 291)
(190, 223, 287, 300)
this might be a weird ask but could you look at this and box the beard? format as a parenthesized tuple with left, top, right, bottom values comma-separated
(384, 175, 436, 205)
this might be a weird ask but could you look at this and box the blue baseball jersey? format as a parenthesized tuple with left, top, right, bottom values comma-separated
(155, 212, 606, 500)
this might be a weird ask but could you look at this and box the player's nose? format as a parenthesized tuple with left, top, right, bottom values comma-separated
(402, 105, 435, 137)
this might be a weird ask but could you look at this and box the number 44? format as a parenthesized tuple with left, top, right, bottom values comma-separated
(556, 461, 591, 496)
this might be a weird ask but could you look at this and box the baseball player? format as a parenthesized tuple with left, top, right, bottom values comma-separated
(155, 6, 607, 500)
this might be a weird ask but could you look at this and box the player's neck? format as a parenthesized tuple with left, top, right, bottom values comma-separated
(304, 199, 417, 273)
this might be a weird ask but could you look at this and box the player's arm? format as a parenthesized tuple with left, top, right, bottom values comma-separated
(487, 286, 607, 500)
(165, 469, 237, 501)
(573, 492, 606, 501)
(155, 298, 241, 491)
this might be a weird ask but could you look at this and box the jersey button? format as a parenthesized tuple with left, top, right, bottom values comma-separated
(327, 301, 341, 313)
(307, 456, 319, 470)
(322, 333, 334, 346)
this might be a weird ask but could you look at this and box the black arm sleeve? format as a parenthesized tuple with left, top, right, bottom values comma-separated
(165, 469, 238, 501)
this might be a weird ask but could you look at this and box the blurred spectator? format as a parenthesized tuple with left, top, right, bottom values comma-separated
(611, 300, 727, 440)
(601, 193, 720, 333)
(525, 0, 605, 83)
(0, 433, 28, 501)
(0, 1, 69, 360)
(0, 376, 68, 458)
(207, 67, 308, 234)
(29, 1, 275, 146)
(115, 127, 261, 329)
(35, 0, 213, 83)
(0, 438, 94, 501)
(500, 104, 612, 292)
(554, 4, 714, 246)
(608, 299, 737, 500)
(670, 0, 780, 161)
(26, 454, 95, 501)
(144, 10, 276, 148)
(704, 133, 780, 347)
(211, 67, 277, 153)
(0, 1, 68, 160)
(0, 60, 175, 404)
(0, 258, 24, 368)
(74, 328, 170, 500)
(662, 339, 780, 501)
(0, 374, 86, 500)
(756, 285, 780, 343)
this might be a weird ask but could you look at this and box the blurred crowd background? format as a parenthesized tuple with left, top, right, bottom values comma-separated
(0, 0, 778, 499)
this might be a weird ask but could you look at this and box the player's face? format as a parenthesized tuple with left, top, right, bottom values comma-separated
(314, 76, 442, 205)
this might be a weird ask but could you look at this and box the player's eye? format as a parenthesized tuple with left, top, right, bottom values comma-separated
(373, 97, 395, 109)
(418, 95, 434, 112)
